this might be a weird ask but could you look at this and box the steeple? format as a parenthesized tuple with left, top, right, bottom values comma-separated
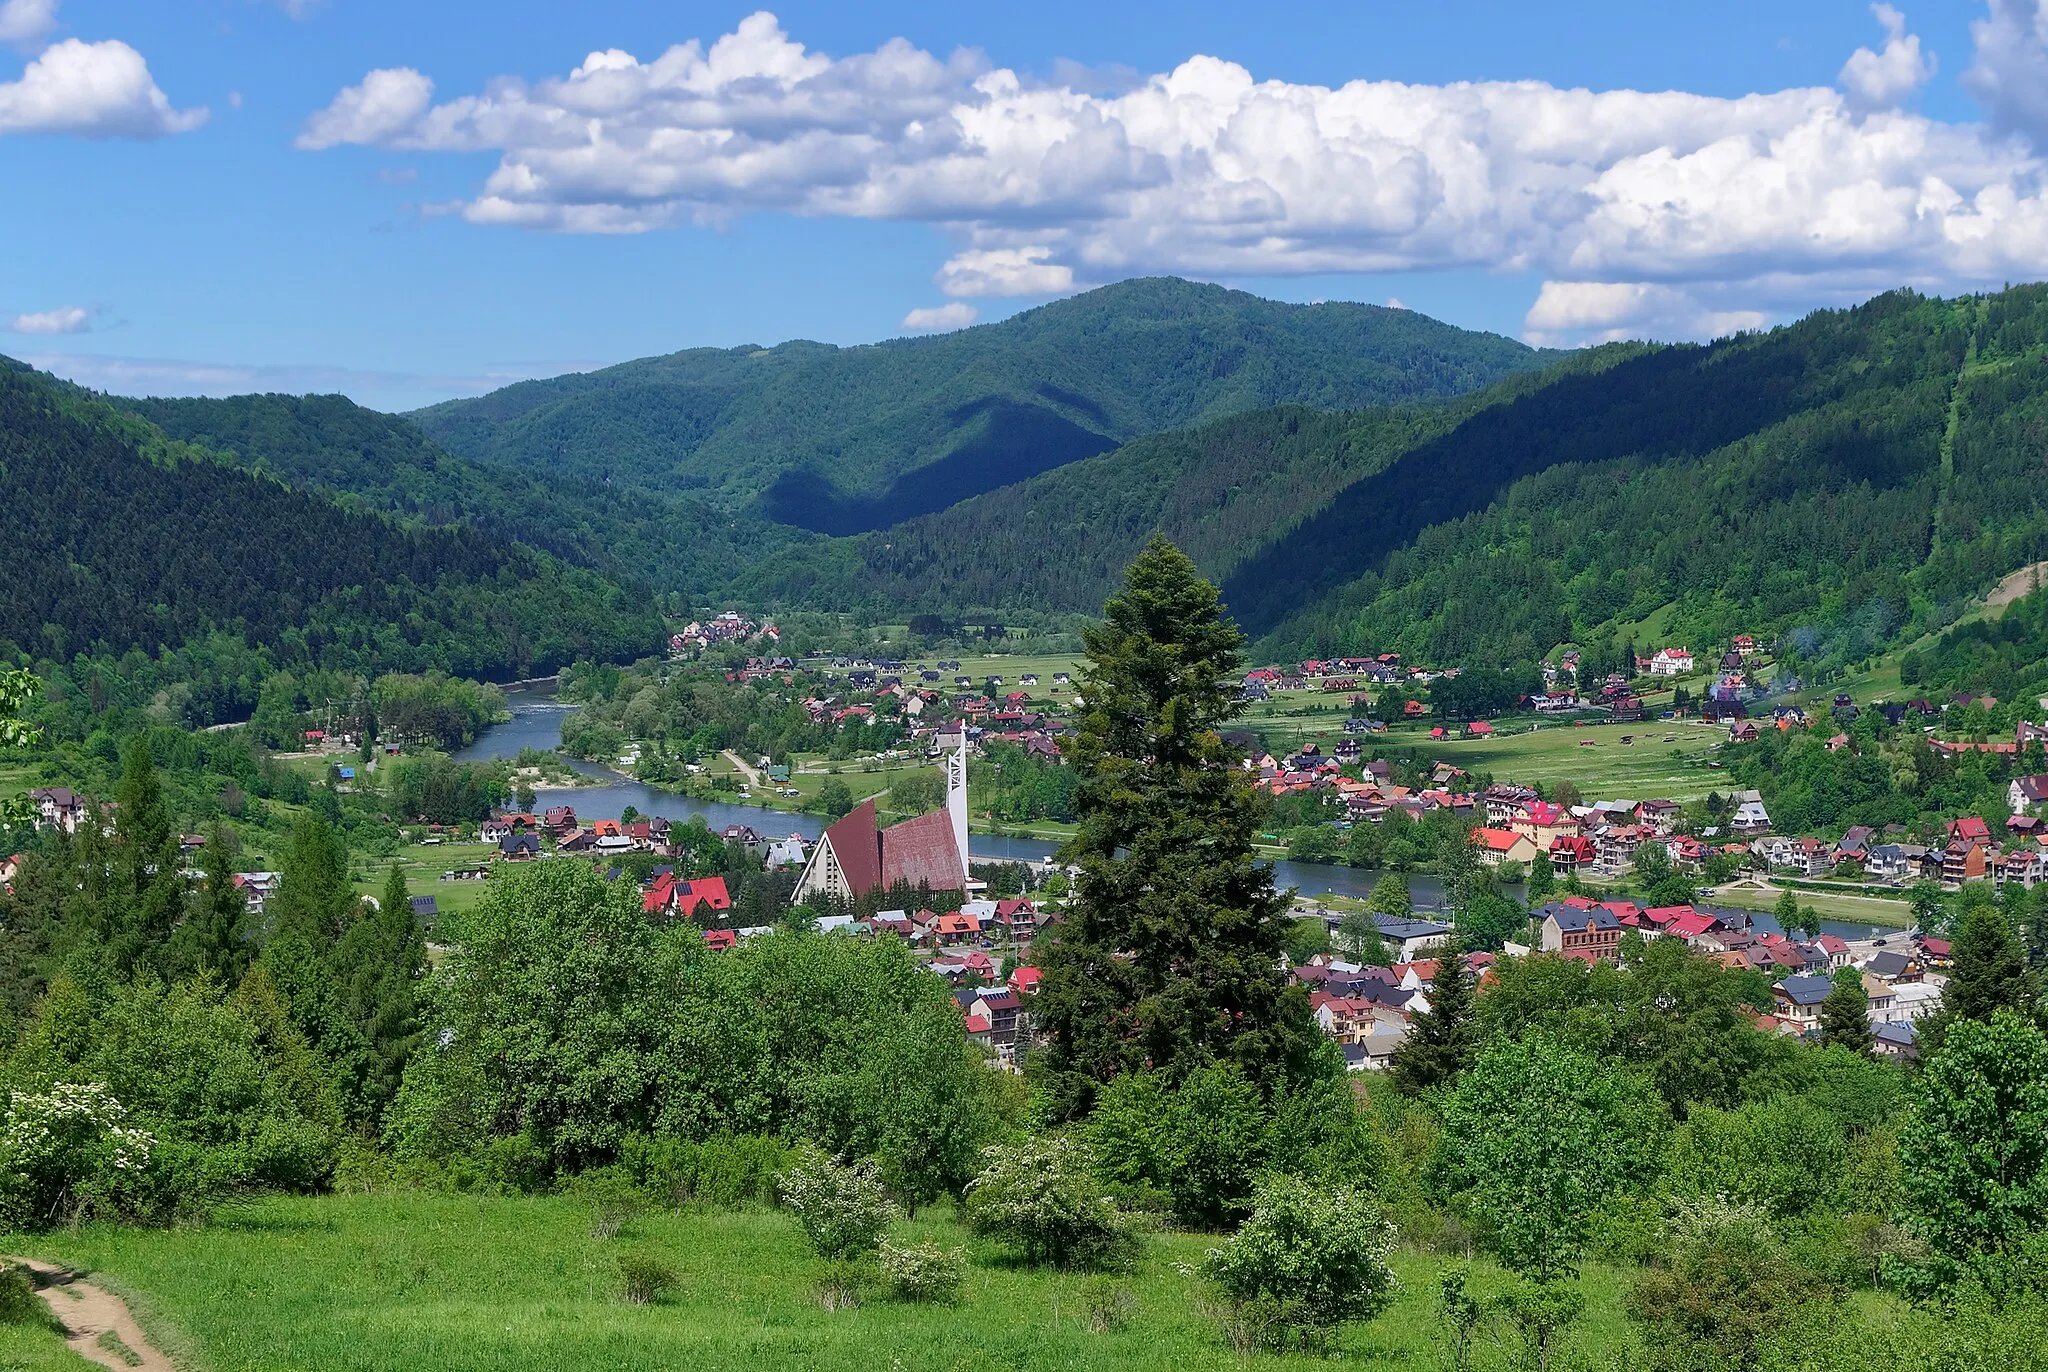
(947, 730, 970, 887)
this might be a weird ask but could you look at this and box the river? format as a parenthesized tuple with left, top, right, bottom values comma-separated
(457, 694, 1893, 938)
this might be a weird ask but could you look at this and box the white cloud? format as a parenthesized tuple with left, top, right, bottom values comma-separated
(900, 302, 978, 332)
(0, 0, 57, 49)
(296, 66, 432, 150)
(0, 37, 206, 137)
(935, 247, 1072, 297)
(1966, 0, 2048, 148)
(7, 304, 91, 334)
(298, 8, 2048, 345)
(1524, 281, 1770, 347)
(1840, 5, 1935, 108)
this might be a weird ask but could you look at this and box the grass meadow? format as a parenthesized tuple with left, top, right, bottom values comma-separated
(6, 1193, 1657, 1372)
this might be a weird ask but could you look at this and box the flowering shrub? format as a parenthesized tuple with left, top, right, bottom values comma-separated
(1200, 1174, 1399, 1353)
(0, 1082, 156, 1229)
(877, 1240, 966, 1303)
(964, 1137, 1135, 1269)
(778, 1148, 897, 1260)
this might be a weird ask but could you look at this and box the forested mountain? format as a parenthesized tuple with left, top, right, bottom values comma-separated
(117, 391, 806, 600)
(0, 360, 662, 694)
(409, 278, 1555, 536)
(754, 285, 2048, 674)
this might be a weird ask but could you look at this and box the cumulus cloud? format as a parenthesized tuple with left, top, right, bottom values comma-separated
(0, 37, 206, 137)
(935, 247, 1073, 297)
(299, 8, 2048, 344)
(1966, 0, 2048, 148)
(296, 66, 432, 150)
(900, 302, 978, 332)
(7, 304, 91, 334)
(1839, 5, 1935, 108)
(0, 0, 57, 49)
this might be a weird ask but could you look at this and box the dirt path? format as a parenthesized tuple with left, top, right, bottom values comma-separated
(1985, 559, 2048, 612)
(6, 1256, 175, 1371)
(720, 749, 765, 787)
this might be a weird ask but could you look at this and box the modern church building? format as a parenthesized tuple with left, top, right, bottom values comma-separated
(790, 735, 970, 903)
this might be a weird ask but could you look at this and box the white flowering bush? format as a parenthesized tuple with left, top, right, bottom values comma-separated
(778, 1147, 897, 1260)
(0, 1082, 155, 1229)
(877, 1239, 966, 1303)
(964, 1136, 1136, 1269)
(1199, 1174, 1399, 1354)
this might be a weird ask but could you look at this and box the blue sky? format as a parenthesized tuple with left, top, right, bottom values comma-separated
(4, 1, 2046, 410)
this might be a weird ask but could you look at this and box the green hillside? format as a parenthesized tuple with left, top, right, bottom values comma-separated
(409, 277, 1555, 536)
(756, 284, 2048, 677)
(0, 359, 663, 706)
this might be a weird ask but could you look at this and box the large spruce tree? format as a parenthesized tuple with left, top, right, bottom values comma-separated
(1032, 536, 1321, 1118)
(1390, 932, 1476, 1094)
(1923, 903, 2040, 1055)
(1819, 967, 1875, 1055)
(108, 737, 184, 975)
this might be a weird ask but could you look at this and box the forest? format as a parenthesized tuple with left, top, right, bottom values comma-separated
(410, 278, 1552, 535)
(0, 359, 662, 714)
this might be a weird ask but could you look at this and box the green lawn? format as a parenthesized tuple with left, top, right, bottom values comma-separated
(9, 1194, 1650, 1372)
(349, 841, 502, 927)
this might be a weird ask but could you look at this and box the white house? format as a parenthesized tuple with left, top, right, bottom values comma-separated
(1647, 648, 1695, 677)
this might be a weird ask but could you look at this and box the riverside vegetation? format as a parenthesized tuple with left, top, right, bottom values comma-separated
(0, 541, 2044, 1370)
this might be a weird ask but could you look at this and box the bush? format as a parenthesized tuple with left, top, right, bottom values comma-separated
(0, 1264, 51, 1329)
(561, 1166, 645, 1238)
(1625, 1199, 1837, 1372)
(778, 1148, 897, 1261)
(877, 1240, 966, 1303)
(616, 1252, 678, 1305)
(1198, 1174, 1400, 1354)
(964, 1137, 1135, 1269)
(617, 1134, 791, 1209)
(0, 1082, 155, 1229)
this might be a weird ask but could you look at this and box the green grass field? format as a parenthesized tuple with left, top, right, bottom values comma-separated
(9, 1193, 1657, 1372)
(349, 841, 502, 928)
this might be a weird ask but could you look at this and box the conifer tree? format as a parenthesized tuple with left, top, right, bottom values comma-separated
(109, 737, 183, 974)
(1032, 536, 1321, 1118)
(1923, 904, 2041, 1054)
(173, 821, 249, 982)
(1390, 931, 1476, 1094)
(1819, 967, 1874, 1055)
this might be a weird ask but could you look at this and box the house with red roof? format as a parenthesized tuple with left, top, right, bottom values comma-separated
(1548, 834, 1596, 872)
(1471, 827, 1540, 867)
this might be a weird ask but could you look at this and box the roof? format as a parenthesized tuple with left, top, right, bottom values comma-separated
(1776, 974, 1834, 1006)
(1536, 901, 1620, 932)
(1472, 827, 1529, 853)
(1372, 914, 1452, 940)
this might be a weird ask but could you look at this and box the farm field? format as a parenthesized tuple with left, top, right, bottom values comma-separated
(349, 840, 501, 928)
(3, 1193, 1685, 1372)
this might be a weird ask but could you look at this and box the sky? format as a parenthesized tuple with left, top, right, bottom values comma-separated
(6, 1, 2048, 410)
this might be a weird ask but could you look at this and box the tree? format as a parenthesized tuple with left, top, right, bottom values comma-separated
(1909, 879, 1950, 933)
(1818, 968, 1874, 1055)
(814, 777, 855, 819)
(1337, 910, 1389, 965)
(1773, 887, 1801, 932)
(1925, 905, 2041, 1055)
(1429, 1035, 1659, 1281)
(1032, 537, 1321, 1117)
(1900, 1011, 2048, 1291)
(0, 668, 40, 831)
(515, 781, 537, 813)
(1389, 932, 1475, 1095)
(1366, 873, 1410, 915)
(1526, 856, 1554, 904)
(107, 737, 183, 975)
(172, 822, 249, 982)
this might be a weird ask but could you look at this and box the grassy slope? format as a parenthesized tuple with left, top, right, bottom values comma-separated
(14, 1194, 1656, 1372)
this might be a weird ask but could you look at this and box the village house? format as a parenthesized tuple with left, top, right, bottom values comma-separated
(2010, 774, 2048, 814)
(1771, 974, 1833, 1030)
(1471, 827, 1541, 867)
(1646, 647, 1694, 677)
(1730, 792, 1772, 835)
(1510, 801, 1581, 849)
(27, 787, 89, 833)
(1535, 902, 1624, 963)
